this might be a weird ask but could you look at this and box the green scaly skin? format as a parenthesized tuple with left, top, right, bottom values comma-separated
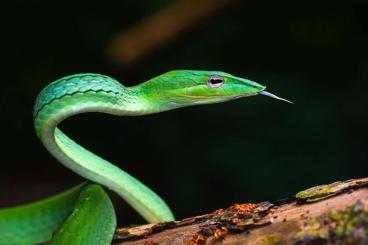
(0, 70, 287, 244)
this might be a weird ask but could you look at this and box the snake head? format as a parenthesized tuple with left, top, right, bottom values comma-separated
(138, 70, 291, 110)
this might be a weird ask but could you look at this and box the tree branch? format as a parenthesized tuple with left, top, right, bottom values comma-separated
(107, 0, 239, 66)
(112, 177, 368, 245)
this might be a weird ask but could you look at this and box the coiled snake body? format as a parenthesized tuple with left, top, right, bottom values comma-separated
(0, 71, 290, 244)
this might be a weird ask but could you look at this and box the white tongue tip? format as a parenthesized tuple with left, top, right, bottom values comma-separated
(259, 91, 293, 104)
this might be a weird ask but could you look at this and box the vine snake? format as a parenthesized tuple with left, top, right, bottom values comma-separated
(0, 71, 290, 244)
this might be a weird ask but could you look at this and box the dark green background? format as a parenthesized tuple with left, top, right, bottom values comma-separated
(1, 1, 367, 225)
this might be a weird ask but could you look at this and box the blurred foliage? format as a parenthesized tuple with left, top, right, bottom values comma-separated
(0, 0, 367, 225)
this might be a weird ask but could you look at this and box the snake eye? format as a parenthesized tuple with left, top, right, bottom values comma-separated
(207, 75, 224, 88)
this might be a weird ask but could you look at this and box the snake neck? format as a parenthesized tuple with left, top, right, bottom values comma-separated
(33, 73, 174, 223)
(34, 74, 146, 136)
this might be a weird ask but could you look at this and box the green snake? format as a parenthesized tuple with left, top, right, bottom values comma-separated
(0, 71, 290, 244)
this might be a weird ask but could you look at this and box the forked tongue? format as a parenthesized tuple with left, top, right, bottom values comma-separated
(259, 91, 293, 104)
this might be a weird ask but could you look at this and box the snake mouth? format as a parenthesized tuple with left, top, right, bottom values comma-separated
(175, 92, 292, 104)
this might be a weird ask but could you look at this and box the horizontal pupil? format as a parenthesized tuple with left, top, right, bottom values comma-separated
(210, 79, 223, 84)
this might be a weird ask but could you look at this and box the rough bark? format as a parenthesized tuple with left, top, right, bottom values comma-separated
(112, 177, 368, 245)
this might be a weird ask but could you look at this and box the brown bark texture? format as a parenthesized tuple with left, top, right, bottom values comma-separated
(112, 177, 368, 245)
